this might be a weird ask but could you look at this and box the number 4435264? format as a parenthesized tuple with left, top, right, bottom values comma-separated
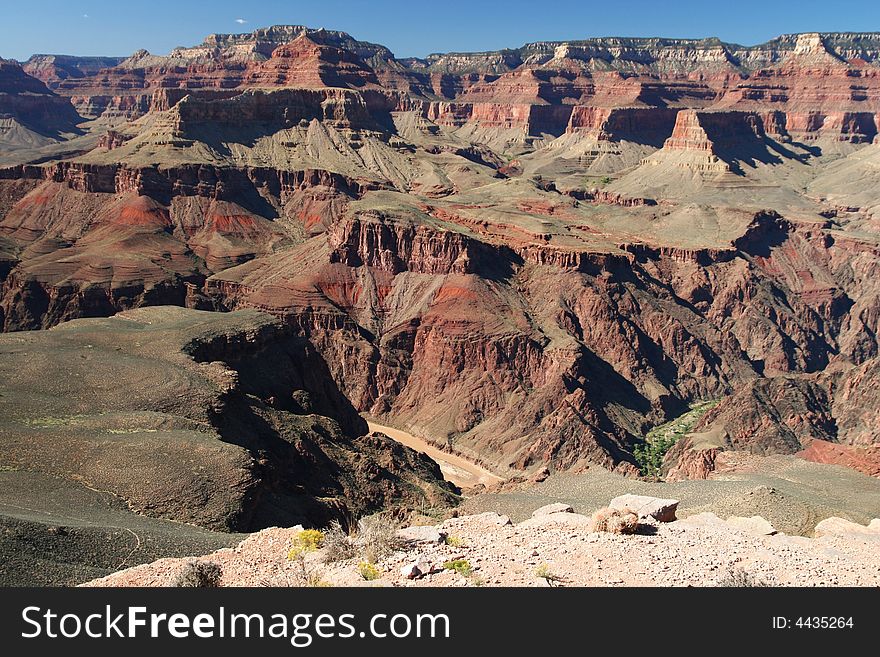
(773, 617, 854, 629)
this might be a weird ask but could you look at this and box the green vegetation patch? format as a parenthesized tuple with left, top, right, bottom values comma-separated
(634, 400, 720, 478)
(443, 559, 473, 577)
(358, 561, 381, 581)
(288, 529, 325, 559)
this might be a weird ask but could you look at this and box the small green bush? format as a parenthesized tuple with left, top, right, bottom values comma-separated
(288, 529, 325, 559)
(358, 561, 381, 581)
(534, 564, 565, 585)
(443, 559, 473, 577)
(444, 535, 465, 548)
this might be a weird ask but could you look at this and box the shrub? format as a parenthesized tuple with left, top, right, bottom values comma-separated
(717, 567, 769, 587)
(288, 528, 325, 559)
(600, 176, 613, 185)
(443, 559, 473, 577)
(358, 514, 402, 563)
(591, 507, 639, 534)
(355, 515, 401, 560)
(444, 535, 465, 548)
(172, 561, 222, 588)
(263, 569, 332, 588)
(535, 564, 565, 585)
(633, 435, 676, 478)
(323, 521, 359, 563)
(322, 514, 403, 565)
(358, 561, 381, 581)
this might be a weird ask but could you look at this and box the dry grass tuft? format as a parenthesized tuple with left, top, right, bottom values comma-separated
(591, 507, 640, 534)
(323, 514, 403, 564)
(717, 567, 770, 587)
(323, 521, 359, 563)
(358, 514, 402, 563)
(172, 561, 222, 588)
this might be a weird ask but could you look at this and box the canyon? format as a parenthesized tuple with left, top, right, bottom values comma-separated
(1, 27, 880, 582)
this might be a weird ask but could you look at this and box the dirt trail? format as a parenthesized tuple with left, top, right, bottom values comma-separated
(0, 471, 239, 586)
(367, 421, 503, 488)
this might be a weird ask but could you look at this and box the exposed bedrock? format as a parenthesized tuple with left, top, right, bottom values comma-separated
(663, 376, 839, 481)
(0, 59, 84, 136)
(829, 357, 880, 447)
(201, 207, 873, 475)
(782, 110, 878, 143)
(566, 106, 679, 146)
(0, 162, 380, 201)
(663, 109, 766, 153)
(173, 87, 396, 132)
(21, 54, 126, 88)
(0, 164, 376, 330)
(50, 36, 400, 121)
(460, 102, 574, 135)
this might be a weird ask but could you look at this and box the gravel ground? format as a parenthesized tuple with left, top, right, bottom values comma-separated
(85, 527, 318, 588)
(461, 454, 880, 536)
(86, 509, 880, 588)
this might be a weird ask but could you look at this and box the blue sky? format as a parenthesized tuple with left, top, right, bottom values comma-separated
(2, 0, 879, 62)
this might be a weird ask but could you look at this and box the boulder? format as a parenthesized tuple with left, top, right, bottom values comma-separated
(400, 560, 435, 580)
(400, 563, 421, 579)
(396, 525, 447, 544)
(814, 517, 880, 538)
(469, 512, 513, 527)
(532, 503, 574, 517)
(678, 512, 728, 529)
(518, 513, 593, 530)
(609, 495, 679, 522)
(726, 515, 777, 536)
(529, 467, 551, 483)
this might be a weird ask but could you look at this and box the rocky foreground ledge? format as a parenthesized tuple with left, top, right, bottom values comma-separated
(86, 496, 880, 588)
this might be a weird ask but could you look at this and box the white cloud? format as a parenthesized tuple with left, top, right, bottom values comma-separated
(236, 18, 248, 25)
(83, 14, 90, 19)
